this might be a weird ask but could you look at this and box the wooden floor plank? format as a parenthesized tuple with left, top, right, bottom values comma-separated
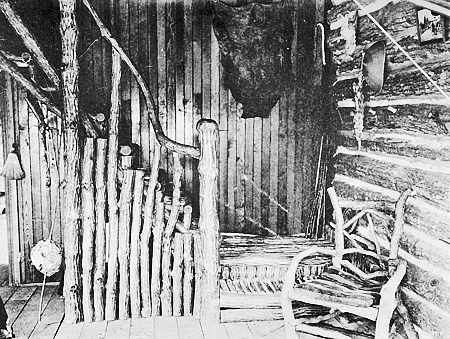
(264, 320, 285, 339)
(177, 316, 203, 339)
(129, 317, 155, 339)
(104, 319, 130, 339)
(224, 322, 254, 339)
(12, 286, 56, 338)
(78, 320, 107, 339)
(4, 286, 38, 323)
(154, 316, 179, 338)
(200, 320, 229, 339)
(0, 286, 18, 302)
(246, 321, 274, 338)
(29, 292, 65, 339)
(54, 321, 84, 339)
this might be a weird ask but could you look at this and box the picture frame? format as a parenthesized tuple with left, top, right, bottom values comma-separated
(416, 8, 446, 44)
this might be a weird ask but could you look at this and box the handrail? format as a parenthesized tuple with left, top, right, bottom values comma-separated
(83, 0, 201, 159)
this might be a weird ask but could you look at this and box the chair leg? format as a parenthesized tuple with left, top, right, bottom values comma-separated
(281, 296, 297, 339)
(374, 295, 397, 339)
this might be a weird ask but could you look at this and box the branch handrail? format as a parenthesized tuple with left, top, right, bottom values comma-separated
(83, 0, 201, 159)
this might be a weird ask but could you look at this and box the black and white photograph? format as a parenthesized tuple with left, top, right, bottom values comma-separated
(417, 7, 446, 43)
(0, 0, 449, 338)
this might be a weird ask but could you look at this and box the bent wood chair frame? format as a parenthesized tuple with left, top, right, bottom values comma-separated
(281, 187, 418, 339)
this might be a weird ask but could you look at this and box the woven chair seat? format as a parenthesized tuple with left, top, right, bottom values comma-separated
(293, 268, 384, 308)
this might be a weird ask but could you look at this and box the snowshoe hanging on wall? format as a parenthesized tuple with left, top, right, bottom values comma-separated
(212, 0, 294, 118)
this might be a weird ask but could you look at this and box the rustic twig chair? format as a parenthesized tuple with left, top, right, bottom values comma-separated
(281, 187, 419, 339)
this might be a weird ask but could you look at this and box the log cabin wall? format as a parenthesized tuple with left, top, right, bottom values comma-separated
(328, 0, 450, 337)
(1, 0, 331, 284)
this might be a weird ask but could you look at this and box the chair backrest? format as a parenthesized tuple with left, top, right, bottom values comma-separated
(326, 187, 415, 275)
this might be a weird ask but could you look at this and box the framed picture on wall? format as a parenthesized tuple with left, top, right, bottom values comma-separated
(416, 8, 446, 44)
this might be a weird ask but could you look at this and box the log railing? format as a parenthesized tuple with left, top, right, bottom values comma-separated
(76, 119, 219, 323)
(0, 0, 220, 323)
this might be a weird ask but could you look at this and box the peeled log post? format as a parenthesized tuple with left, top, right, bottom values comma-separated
(151, 190, 164, 316)
(172, 233, 184, 316)
(196, 119, 220, 322)
(59, 0, 83, 324)
(140, 144, 161, 317)
(105, 49, 121, 321)
(130, 170, 145, 318)
(118, 170, 135, 320)
(94, 138, 107, 321)
(183, 233, 194, 316)
(81, 138, 96, 322)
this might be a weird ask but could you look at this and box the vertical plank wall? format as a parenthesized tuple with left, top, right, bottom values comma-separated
(0, 0, 328, 283)
(93, 0, 327, 236)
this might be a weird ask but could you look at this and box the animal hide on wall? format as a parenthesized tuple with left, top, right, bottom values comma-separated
(212, 0, 294, 118)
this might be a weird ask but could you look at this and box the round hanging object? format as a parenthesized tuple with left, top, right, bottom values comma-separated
(30, 239, 62, 277)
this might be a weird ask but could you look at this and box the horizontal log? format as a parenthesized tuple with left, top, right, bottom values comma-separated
(220, 308, 283, 322)
(334, 147, 450, 206)
(401, 288, 450, 339)
(403, 260, 450, 314)
(220, 292, 281, 309)
(336, 103, 449, 135)
(337, 130, 450, 161)
(332, 174, 450, 243)
(357, 223, 450, 313)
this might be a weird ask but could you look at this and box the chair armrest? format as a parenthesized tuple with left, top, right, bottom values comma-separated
(282, 246, 335, 295)
(380, 259, 407, 297)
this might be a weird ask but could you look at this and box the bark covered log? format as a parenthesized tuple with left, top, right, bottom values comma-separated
(172, 233, 184, 316)
(183, 233, 194, 316)
(151, 190, 164, 316)
(334, 148, 450, 207)
(196, 119, 220, 322)
(105, 49, 121, 321)
(140, 144, 161, 317)
(81, 138, 95, 322)
(60, 0, 82, 324)
(118, 170, 135, 320)
(337, 129, 450, 161)
(333, 174, 450, 244)
(160, 152, 184, 316)
(130, 170, 145, 318)
(94, 138, 107, 321)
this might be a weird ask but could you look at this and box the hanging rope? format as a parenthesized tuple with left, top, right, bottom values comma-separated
(352, 0, 450, 104)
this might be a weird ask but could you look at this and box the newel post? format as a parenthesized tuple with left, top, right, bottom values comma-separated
(197, 119, 220, 323)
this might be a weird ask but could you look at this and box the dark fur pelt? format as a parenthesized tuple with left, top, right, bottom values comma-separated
(212, 0, 294, 118)
(0, 296, 13, 339)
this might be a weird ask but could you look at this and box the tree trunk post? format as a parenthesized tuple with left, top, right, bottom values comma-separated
(105, 49, 121, 321)
(59, 0, 83, 324)
(196, 119, 220, 323)
(118, 170, 135, 320)
(130, 169, 145, 318)
(94, 138, 107, 321)
(81, 137, 96, 322)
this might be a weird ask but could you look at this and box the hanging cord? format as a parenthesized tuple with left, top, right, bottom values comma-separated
(352, 0, 450, 103)
(317, 23, 327, 65)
